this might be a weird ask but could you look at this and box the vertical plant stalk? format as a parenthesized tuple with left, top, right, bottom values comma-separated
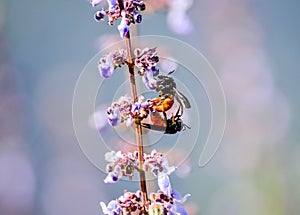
(117, 0, 148, 204)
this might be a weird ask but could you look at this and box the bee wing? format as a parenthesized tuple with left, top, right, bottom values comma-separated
(150, 111, 166, 127)
(173, 88, 191, 109)
(141, 123, 166, 132)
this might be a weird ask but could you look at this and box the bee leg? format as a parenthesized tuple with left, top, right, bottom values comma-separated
(162, 111, 167, 121)
(175, 104, 183, 118)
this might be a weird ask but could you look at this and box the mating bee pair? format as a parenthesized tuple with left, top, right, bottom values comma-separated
(140, 70, 191, 134)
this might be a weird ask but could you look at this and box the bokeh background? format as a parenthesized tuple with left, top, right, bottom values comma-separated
(0, 0, 299, 214)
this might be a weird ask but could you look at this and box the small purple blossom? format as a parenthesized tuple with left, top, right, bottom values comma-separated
(98, 53, 114, 78)
(107, 0, 117, 11)
(144, 150, 176, 176)
(92, 0, 146, 38)
(98, 49, 127, 78)
(104, 165, 122, 183)
(118, 12, 130, 38)
(91, 0, 103, 7)
(134, 47, 159, 75)
(103, 150, 176, 182)
(106, 95, 133, 127)
(107, 107, 121, 126)
(157, 173, 191, 214)
(106, 95, 154, 127)
(100, 200, 120, 215)
(158, 174, 172, 196)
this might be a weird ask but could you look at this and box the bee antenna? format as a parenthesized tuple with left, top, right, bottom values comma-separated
(183, 123, 191, 130)
(168, 70, 175, 75)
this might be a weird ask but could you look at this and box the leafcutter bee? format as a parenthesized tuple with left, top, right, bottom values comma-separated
(141, 105, 190, 134)
(155, 70, 191, 110)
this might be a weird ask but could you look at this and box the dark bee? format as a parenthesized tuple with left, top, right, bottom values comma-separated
(141, 106, 190, 134)
(155, 70, 191, 109)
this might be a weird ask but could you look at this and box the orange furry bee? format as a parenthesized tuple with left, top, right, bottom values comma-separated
(151, 94, 174, 112)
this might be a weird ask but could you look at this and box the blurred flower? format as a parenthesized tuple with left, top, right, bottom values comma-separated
(168, 0, 193, 35)
(89, 105, 109, 131)
(144, 0, 194, 35)
(134, 47, 160, 89)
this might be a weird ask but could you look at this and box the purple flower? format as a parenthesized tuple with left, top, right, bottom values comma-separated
(104, 165, 122, 183)
(107, 0, 117, 11)
(171, 190, 191, 204)
(90, 106, 108, 131)
(131, 96, 144, 113)
(167, 12, 193, 35)
(134, 13, 142, 23)
(158, 173, 191, 214)
(100, 200, 120, 215)
(167, 0, 193, 35)
(91, 0, 103, 7)
(98, 53, 114, 78)
(169, 205, 189, 215)
(117, 12, 130, 38)
(158, 174, 172, 196)
(107, 107, 121, 126)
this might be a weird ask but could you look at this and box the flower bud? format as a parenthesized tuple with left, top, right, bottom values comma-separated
(94, 11, 105, 21)
(138, 3, 146, 11)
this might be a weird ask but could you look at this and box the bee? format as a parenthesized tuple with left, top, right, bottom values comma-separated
(141, 105, 190, 134)
(155, 70, 191, 110)
(151, 94, 174, 112)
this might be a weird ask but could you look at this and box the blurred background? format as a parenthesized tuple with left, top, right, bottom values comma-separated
(0, 0, 299, 214)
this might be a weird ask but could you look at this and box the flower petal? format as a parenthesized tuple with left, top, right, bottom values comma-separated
(118, 13, 130, 38)
(104, 165, 122, 183)
(107, 107, 120, 126)
(104, 151, 117, 162)
(170, 205, 189, 215)
(99, 53, 114, 78)
(100, 200, 118, 215)
(126, 116, 133, 126)
(91, 0, 103, 7)
(158, 174, 172, 196)
(106, 0, 117, 11)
